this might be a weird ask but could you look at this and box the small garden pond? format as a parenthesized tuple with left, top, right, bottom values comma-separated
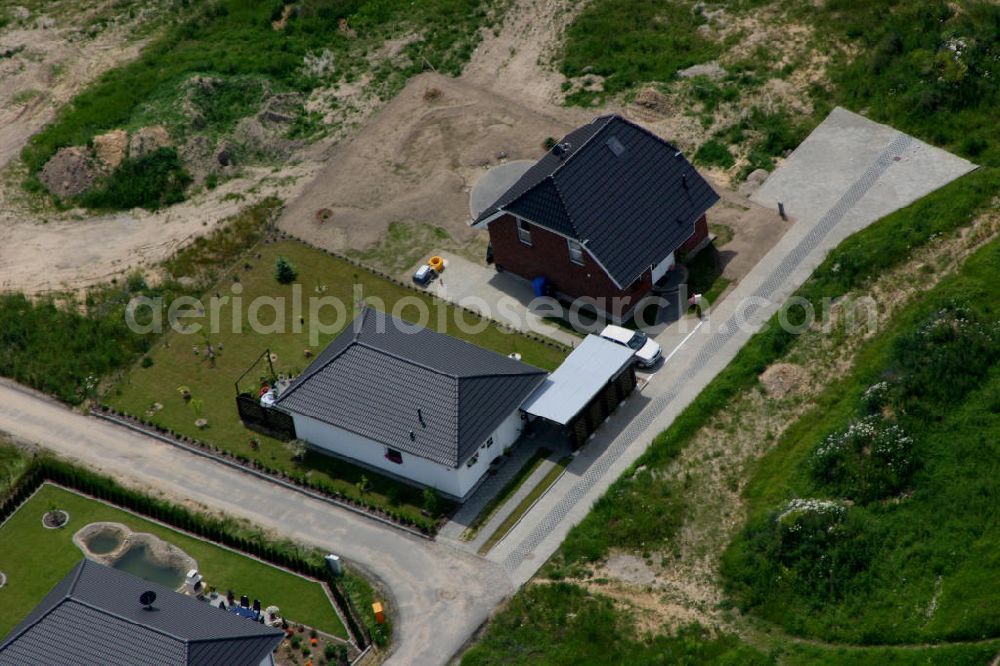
(112, 543, 186, 589)
(84, 531, 123, 555)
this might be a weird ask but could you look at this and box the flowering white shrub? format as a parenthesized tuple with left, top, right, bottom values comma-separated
(810, 415, 915, 503)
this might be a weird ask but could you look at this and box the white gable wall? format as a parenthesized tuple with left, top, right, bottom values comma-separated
(289, 409, 525, 500)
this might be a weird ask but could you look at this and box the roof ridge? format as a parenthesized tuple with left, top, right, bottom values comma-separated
(66, 597, 189, 643)
(547, 114, 615, 179)
(545, 174, 579, 237)
(494, 115, 614, 225)
(612, 114, 685, 156)
(356, 339, 464, 380)
(277, 308, 369, 403)
(457, 368, 547, 381)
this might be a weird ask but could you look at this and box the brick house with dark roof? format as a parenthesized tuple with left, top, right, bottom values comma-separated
(472, 114, 719, 322)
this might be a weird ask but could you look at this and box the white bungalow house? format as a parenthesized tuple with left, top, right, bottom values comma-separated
(275, 308, 547, 500)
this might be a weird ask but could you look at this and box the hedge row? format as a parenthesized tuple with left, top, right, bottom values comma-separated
(1, 456, 373, 650)
(96, 405, 441, 535)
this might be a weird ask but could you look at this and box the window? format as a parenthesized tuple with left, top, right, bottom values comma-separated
(567, 239, 584, 265)
(485, 436, 494, 448)
(516, 218, 532, 245)
(466, 453, 480, 468)
(385, 448, 403, 464)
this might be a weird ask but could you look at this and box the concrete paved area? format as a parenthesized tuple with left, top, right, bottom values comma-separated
(752, 106, 976, 223)
(487, 108, 978, 586)
(469, 160, 534, 217)
(439, 421, 572, 553)
(423, 253, 583, 347)
(0, 379, 510, 666)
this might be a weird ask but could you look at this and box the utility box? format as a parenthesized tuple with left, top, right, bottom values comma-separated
(324, 554, 342, 577)
(372, 602, 385, 624)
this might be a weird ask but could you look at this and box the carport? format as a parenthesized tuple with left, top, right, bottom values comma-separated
(521, 335, 637, 448)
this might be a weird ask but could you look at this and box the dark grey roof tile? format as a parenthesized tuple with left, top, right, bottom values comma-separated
(277, 309, 547, 467)
(475, 115, 720, 287)
(0, 560, 283, 666)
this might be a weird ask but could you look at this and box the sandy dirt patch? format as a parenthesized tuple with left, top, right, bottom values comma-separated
(759, 362, 810, 399)
(463, 0, 587, 109)
(0, 161, 319, 294)
(0, 4, 163, 171)
(278, 72, 581, 252)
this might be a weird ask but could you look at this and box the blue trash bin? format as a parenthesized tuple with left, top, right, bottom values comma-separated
(532, 276, 547, 297)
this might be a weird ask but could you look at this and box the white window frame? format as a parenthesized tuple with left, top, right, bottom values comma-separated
(567, 239, 584, 265)
(516, 218, 532, 245)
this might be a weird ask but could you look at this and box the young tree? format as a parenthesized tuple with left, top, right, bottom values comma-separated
(274, 256, 298, 284)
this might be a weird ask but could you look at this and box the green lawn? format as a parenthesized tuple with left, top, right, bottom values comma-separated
(108, 239, 567, 529)
(0, 484, 346, 638)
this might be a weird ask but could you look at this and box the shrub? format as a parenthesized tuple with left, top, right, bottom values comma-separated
(421, 486, 440, 516)
(275, 256, 298, 284)
(729, 500, 876, 607)
(80, 148, 191, 211)
(140, 357, 154, 369)
(890, 304, 1000, 415)
(810, 416, 916, 503)
(694, 139, 735, 168)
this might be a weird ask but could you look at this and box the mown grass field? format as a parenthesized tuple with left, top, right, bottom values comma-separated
(108, 238, 567, 528)
(0, 484, 347, 638)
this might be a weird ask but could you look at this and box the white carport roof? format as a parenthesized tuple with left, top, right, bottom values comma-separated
(521, 334, 635, 425)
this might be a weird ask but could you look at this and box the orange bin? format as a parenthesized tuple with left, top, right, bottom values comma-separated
(372, 601, 385, 624)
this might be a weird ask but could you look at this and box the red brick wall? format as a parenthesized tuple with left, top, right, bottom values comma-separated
(488, 214, 653, 319)
(679, 214, 709, 255)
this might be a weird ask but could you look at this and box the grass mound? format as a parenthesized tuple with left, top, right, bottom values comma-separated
(723, 238, 1000, 644)
(22, 0, 500, 209)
